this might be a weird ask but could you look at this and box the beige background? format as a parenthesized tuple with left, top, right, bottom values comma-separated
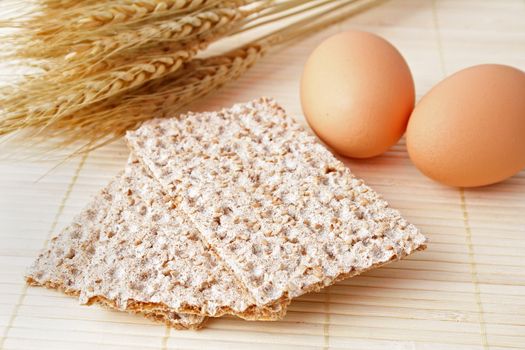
(1, 0, 525, 349)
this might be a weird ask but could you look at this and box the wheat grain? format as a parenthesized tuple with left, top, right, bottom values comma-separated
(42, 0, 103, 9)
(79, 0, 216, 27)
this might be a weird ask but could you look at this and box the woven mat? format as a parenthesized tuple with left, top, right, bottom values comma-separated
(1, 1, 524, 349)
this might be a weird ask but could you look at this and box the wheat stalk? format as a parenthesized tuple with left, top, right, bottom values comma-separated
(0, 0, 378, 155)
(1, 3, 258, 128)
(0, 1, 289, 134)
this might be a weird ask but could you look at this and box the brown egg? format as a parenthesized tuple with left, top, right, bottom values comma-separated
(300, 30, 415, 158)
(407, 64, 525, 187)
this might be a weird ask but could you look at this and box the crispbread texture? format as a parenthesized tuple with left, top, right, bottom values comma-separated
(127, 97, 427, 307)
(26, 179, 117, 293)
(80, 158, 286, 320)
(25, 178, 205, 330)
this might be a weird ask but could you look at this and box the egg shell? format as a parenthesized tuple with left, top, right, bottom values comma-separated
(300, 30, 415, 158)
(407, 64, 525, 187)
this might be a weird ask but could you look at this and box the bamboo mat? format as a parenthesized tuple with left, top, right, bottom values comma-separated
(1, 1, 525, 349)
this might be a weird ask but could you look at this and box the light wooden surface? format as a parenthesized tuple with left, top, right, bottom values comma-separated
(1, 1, 525, 349)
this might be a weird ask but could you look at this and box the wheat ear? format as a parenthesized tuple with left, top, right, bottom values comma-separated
(1, 44, 202, 128)
(2, 0, 240, 58)
(22, 0, 227, 35)
(0, 9, 253, 128)
(36, 7, 248, 63)
(0, 2, 260, 135)
(39, 0, 367, 149)
(0, 0, 378, 154)
(34, 44, 266, 154)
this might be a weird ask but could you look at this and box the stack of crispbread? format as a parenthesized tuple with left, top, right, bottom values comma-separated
(27, 98, 427, 330)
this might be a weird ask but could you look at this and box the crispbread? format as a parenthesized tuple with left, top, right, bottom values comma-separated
(127, 97, 427, 307)
(25, 178, 206, 330)
(80, 157, 287, 320)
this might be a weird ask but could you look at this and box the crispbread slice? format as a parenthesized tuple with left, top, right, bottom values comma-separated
(25, 178, 206, 330)
(127, 97, 427, 307)
(80, 157, 286, 320)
